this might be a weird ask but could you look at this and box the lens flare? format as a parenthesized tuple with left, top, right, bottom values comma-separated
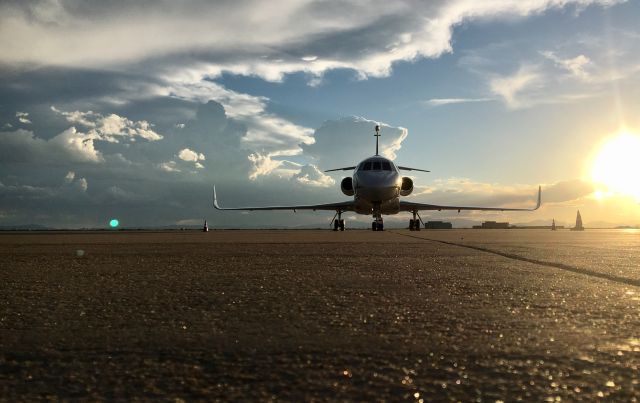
(109, 219, 119, 228)
(591, 132, 640, 201)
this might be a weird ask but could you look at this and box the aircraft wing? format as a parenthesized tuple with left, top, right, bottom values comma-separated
(213, 186, 355, 211)
(400, 186, 541, 212)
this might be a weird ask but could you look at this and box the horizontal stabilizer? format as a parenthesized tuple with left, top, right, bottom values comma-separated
(324, 166, 356, 172)
(397, 166, 430, 172)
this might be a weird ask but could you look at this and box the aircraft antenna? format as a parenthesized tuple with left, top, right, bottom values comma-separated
(374, 124, 380, 156)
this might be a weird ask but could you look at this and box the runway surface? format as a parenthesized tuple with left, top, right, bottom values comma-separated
(1, 229, 639, 400)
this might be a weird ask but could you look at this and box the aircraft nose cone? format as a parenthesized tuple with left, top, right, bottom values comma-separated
(355, 171, 400, 201)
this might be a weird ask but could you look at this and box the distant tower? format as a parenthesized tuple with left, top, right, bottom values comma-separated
(551, 218, 556, 231)
(203, 219, 209, 232)
(571, 210, 584, 231)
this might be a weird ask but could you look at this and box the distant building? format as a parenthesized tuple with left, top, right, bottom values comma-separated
(424, 221, 452, 229)
(511, 225, 565, 229)
(473, 221, 510, 229)
(571, 210, 584, 231)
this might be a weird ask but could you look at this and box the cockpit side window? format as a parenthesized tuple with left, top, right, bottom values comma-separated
(362, 162, 372, 171)
(372, 161, 381, 170)
(382, 162, 391, 171)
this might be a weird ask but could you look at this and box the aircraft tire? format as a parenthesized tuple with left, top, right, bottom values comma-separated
(339, 219, 345, 231)
(409, 219, 415, 230)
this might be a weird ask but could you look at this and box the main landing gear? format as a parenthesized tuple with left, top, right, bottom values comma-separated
(332, 210, 345, 231)
(409, 210, 422, 231)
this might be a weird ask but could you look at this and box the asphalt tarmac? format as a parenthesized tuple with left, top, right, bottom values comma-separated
(1, 229, 639, 401)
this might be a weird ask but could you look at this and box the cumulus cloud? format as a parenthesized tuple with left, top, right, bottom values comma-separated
(51, 106, 163, 142)
(292, 164, 335, 187)
(178, 148, 205, 162)
(64, 171, 75, 183)
(158, 161, 180, 173)
(247, 153, 284, 180)
(16, 111, 31, 124)
(0, 128, 103, 163)
(75, 177, 88, 192)
(302, 116, 408, 169)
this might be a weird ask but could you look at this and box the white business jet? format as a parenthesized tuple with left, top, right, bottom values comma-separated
(214, 125, 541, 231)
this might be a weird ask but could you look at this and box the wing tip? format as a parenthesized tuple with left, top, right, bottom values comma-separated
(534, 185, 542, 210)
(213, 185, 221, 210)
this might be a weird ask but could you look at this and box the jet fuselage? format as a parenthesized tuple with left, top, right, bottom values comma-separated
(351, 156, 402, 215)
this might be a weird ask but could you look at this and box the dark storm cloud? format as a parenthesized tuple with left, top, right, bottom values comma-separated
(0, 99, 365, 227)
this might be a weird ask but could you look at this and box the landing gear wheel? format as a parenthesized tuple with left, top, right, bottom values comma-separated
(339, 219, 345, 231)
(378, 222, 384, 231)
(415, 221, 421, 231)
(333, 220, 339, 231)
(409, 219, 415, 230)
(372, 222, 378, 231)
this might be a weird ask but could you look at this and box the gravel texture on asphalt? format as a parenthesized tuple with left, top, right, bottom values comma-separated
(1, 230, 639, 400)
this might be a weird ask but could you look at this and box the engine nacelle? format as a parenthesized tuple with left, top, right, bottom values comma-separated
(400, 177, 413, 196)
(341, 177, 354, 196)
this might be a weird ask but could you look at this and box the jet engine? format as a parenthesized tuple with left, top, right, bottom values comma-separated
(341, 177, 354, 196)
(400, 177, 413, 196)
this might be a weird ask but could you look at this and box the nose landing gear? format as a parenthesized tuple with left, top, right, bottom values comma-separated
(372, 207, 383, 231)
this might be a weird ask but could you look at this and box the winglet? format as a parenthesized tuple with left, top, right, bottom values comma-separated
(213, 185, 221, 210)
(534, 185, 542, 210)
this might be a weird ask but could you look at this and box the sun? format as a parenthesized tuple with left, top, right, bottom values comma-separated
(591, 131, 640, 200)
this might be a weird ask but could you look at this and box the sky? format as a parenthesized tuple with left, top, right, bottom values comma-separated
(1, 0, 640, 228)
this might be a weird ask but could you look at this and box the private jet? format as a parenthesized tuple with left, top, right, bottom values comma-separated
(214, 125, 541, 231)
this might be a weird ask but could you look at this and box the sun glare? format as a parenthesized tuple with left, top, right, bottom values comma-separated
(591, 131, 640, 200)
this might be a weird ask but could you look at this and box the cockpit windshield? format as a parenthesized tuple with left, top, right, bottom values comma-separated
(359, 160, 394, 171)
